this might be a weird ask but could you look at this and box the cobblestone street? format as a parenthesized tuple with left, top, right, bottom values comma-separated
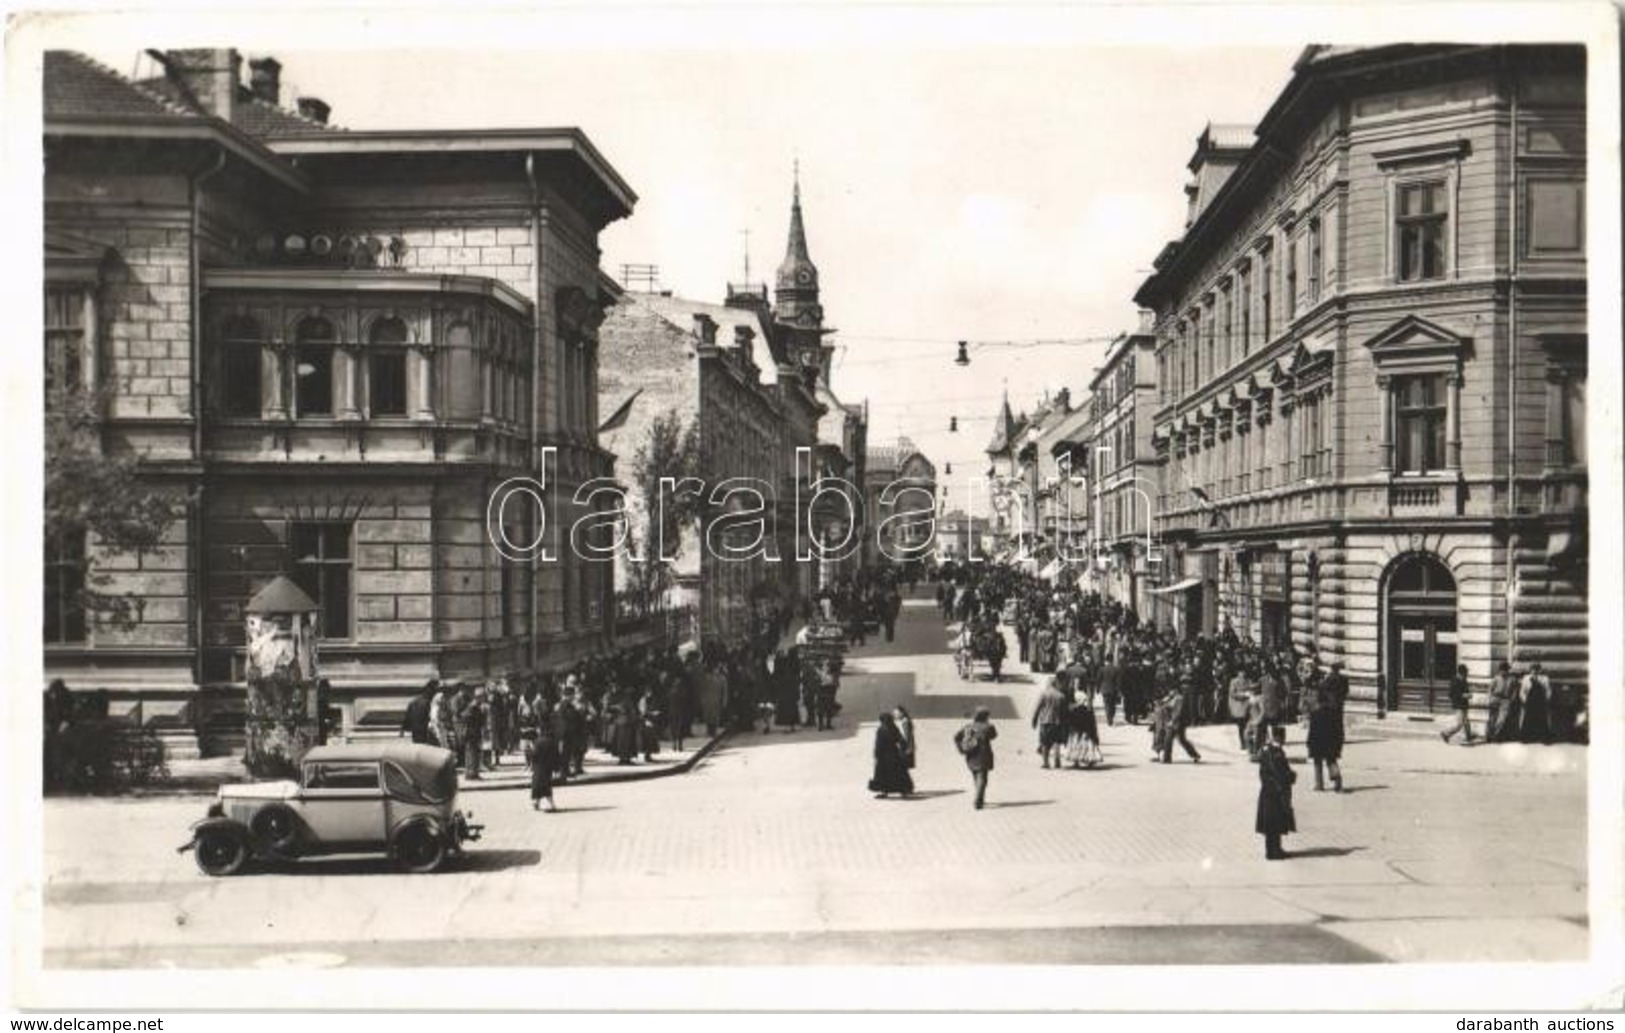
(39, 595, 1589, 972)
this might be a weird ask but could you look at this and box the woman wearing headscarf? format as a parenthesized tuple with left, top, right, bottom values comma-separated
(869, 712, 914, 798)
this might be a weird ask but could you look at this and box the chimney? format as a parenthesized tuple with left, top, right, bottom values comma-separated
(296, 97, 331, 125)
(733, 325, 756, 365)
(691, 313, 717, 347)
(1137, 308, 1156, 333)
(163, 48, 240, 121)
(1054, 387, 1071, 414)
(248, 57, 281, 106)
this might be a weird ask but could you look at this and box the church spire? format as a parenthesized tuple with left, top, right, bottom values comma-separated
(776, 162, 819, 301)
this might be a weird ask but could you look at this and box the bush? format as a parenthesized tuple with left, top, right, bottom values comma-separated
(45, 720, 169, 794)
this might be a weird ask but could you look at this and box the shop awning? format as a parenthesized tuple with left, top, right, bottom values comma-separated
(1149, 576, 1202, 595)
(1039, 558, 1065, 580)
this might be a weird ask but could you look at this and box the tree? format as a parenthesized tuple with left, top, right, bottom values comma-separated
(44, 385, 184, 632)
(626, 409, 700, 611)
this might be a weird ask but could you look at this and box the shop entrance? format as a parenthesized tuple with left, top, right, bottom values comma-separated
(1385, 553, 1458, 713)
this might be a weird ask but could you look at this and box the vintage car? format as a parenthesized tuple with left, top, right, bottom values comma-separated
(178, 742, 481, 876)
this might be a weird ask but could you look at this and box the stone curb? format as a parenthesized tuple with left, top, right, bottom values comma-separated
(455, 730, 730, 793)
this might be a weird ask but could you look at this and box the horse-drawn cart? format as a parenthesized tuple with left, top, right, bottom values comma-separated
(955, 622, 1007, 682)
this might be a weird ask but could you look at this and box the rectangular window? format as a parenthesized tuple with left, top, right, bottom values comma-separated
(295, 345, 334, 416)
(1203, 305, 1216, 380)
(1260, 249, 1273, 343)
(1397, 181, 1448, 282)
(1307, 218, 1322, 302)
(44, 528, 87, 644)
(44, 287, 86, 405)
(1220, 286, 1233, 370)
(370, 349, 408, 416)
(1562, 374, 1586, 466)
(290, 521, 353, 639)
(1237, 268, 1252, 357)
(1395, 374, 1448, 473)
(222, 345, 261, 417)
(1526, 179, 1584, 256)
(1285, 236, 1298, 318)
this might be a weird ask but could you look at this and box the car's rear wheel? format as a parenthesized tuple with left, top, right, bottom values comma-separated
(250, 804, 300, 855)
(392, 824, 446, 874)
(194, 828, 247, 877)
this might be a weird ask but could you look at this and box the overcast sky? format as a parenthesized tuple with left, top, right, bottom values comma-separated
(70, 9, 1308, 502)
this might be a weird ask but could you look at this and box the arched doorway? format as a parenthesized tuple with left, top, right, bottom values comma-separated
(1385, 553, 1458, 713)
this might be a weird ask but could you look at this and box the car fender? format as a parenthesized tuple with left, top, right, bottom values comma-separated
(390, 813, 446, 845)
(177, 816, 248, 854)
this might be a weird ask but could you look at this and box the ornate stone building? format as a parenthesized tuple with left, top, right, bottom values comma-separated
(1135, 44, 1587, 712)
(863, 437, 938, 568)
(42, 49, 634, 753)
(597, 173, 858, 641)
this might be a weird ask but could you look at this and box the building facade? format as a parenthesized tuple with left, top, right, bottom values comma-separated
(43, 49, 634, 754)
(596, 176, 853, 639)
(1135, 44, 1587, 712)
(1076, 323, 1160, 614)
(598, 292, 787, 646)
(935, 510, 991, 564)
(863, 438, 938, 568)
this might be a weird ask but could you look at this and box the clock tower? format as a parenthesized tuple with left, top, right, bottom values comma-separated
(773, 165, 834, 381)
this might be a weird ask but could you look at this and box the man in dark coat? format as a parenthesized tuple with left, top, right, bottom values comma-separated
(1256, 725, 1296, 859)
(1307, 664, 1347, 791)
(559, 684, 589, 777)
(1157, 679, 1203, 764)
(954, 706, 999, 810)
(1099, 658, 1122, 727)
(881, 589, 902, 643)
(401, 680, 436, 745)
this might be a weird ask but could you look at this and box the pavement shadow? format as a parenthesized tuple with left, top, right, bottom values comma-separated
(894, 789, 965, 800)
(1333, 785, 1389, 794)
(986, 800, 1055, 810)
(246, 848, 542, 877)
(1286, 846, 1366, 859)
(545, 805, 618, 813)
(457, 849, 544, 872)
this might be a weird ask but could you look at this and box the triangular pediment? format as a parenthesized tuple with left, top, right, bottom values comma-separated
(1364, 315, 1466, 359)
(45, 230, 111, 282)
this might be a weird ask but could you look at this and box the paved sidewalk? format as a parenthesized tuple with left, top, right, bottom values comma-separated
(148, 730, 726, 795)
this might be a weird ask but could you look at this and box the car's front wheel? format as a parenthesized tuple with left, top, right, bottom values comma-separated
(194, 828, 247, 877)
(391, 824, 446, 874)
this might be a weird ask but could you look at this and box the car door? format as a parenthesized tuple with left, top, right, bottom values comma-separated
(298, 760, 387, 850)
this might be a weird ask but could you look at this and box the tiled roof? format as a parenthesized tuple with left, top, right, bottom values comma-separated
(133, 71, 344, 136)
(43, 50, 200, 121)
(233, 94, 344, 136)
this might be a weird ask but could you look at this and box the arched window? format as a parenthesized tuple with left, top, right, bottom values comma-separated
(294, 316, 336, 417)
(368, 316, 409, 417)
(220, 314, 262, 417)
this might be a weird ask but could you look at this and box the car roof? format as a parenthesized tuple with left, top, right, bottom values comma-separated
(302, 742, 455, 781)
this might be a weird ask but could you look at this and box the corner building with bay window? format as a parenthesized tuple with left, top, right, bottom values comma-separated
(43, 49, 634, 755)
(1135, 44, 1587, 713)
